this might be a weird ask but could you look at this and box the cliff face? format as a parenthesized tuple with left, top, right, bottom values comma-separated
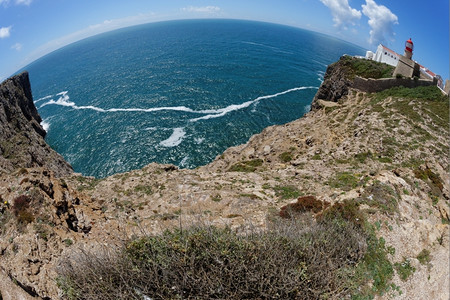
(0, 72, 72, 177)
(0, 62, 448, 299)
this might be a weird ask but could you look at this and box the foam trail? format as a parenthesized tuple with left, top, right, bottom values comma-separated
(179, 156, 189, 167)
(190, 86, 318, 122)
(194, 137, 205, 144)
(317, 71, 325, 83)
(34, 95, 53, 104)
(160, 127, 186, 147)
(39, 87, 318, 121)
(242, 41, 294, 55)
(40, 91, 197, 113)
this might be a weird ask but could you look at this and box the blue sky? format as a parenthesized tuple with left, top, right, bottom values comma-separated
(0, 0, 448, 81)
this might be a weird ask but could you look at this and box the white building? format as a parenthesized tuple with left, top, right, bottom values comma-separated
(365, 44, 400, 67)
(365, 43, 444, 89)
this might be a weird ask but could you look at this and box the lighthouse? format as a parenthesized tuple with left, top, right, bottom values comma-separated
(404, 38, 413, 59)
(394, 37, 420, 78)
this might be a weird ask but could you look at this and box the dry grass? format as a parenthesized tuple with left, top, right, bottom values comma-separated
(57, 210, 367, 300)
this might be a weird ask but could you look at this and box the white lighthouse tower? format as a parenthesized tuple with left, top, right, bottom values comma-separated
(394, 38, 420, 78)
(404, 38, 414, 59)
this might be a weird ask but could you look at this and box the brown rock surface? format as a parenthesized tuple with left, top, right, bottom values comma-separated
(0, 72, 72, 177)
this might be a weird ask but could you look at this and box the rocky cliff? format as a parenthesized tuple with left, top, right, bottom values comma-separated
(0, 59, 448, 299)
(0, 72, 72, 177)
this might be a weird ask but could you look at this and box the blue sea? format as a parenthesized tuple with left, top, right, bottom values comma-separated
(25, 19, 365, 178)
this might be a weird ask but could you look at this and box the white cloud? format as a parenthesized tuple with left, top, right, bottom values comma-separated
(0, 26, 11, 38)
(11, 42, 22, 51)
(362, 0, 398, 45)
(182, 6, 221, 13)
(320, 0, 361, 29)
(15, 0, 32, 5)
(0, 0, 32, 6)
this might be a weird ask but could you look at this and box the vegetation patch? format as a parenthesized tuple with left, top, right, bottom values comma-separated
(413, 167, 443, 196)
(341, 56, 394, 79)
(211, 194, 222, 202)
(279, 151, 293, 162)
(58, 210, 367, 299)
(376, 85, 448, 102)
(279, 196, 330, 219)
(273, 185, 301, 200)
(416, 249, 431, 265)
(358, 181, 400, 214)
(12, 195, 34, 226)
(75, 176, 101, 191)
(355, 151, 372, 164)
(133, 184, 153, 195)
(328, 172, 366, 191)
(228, 159, 263, 172)
(394, 258, 416, 281)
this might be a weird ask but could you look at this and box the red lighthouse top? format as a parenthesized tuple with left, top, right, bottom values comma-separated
(405, 38, 414, 53)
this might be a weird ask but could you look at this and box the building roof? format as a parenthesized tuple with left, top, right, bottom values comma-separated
(380, 44, 401, 58)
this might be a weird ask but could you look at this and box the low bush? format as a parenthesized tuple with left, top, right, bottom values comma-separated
(12, 195, 34, 225)
(58, 213, 367, 299)
(279, 151, 293, 162)
(228, 159, 263, 172)
(375, 85, 448, 102)
(279, 196, 330, 218)
(341, 56, 394, 79)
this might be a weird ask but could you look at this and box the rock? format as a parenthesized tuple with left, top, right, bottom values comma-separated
(311, 56, 353, 110)
(0, 73, 72, 177)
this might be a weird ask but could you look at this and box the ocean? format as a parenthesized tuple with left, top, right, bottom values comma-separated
(25, 19, 365, 178)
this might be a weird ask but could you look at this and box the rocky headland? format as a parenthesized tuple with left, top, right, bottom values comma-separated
(0, 56, 448, 299)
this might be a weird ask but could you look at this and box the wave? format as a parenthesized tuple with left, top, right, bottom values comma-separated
(189, 86, 318, 122)
(179, 156, 189, 167)
(38, 86, 318, 123)
(40, 119, 50, 132)
(160, 127, 186, 147)
(317, 71, 325, 83)
(39, 92, 196, 113)
(34, 95, 54, 104)
(194, 137, 205, 144)
(241, 41, 294, 55)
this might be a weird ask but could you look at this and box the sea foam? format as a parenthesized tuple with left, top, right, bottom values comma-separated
(39, 86, 318, 123)
(40, 119, 50, 131)
(160, 128, 186, 147)
(189, 86, 318, 122)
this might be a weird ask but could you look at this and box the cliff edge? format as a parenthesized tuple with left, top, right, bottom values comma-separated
(0, 59, 448, 299)
(0, 72, 72, 177)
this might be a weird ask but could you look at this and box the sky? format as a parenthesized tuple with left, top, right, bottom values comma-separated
(0, 0, 448, 82)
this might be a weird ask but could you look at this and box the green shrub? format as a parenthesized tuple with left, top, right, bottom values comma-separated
(341, 56, 394, 79)
(416, 249, 431, 265)
(394, 258, 416, 281)
(273, 185, 301, 199)
(279, 151, 293, 162)
(328, 172, 362, 191)
(375, 85, 448, 102)
(279, 196, 330, 218)
(58, 216, 367, 300)
(228, 159, 263, 172)
(358, 181, 399, 214)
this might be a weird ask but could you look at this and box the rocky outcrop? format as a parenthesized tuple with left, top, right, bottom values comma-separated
(0, 72, 72, 177)
(0, 61, 448, 299)
(311, 56, 353, 110)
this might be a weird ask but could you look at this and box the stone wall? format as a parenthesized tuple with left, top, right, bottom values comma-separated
(352, 76, 436, 93)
